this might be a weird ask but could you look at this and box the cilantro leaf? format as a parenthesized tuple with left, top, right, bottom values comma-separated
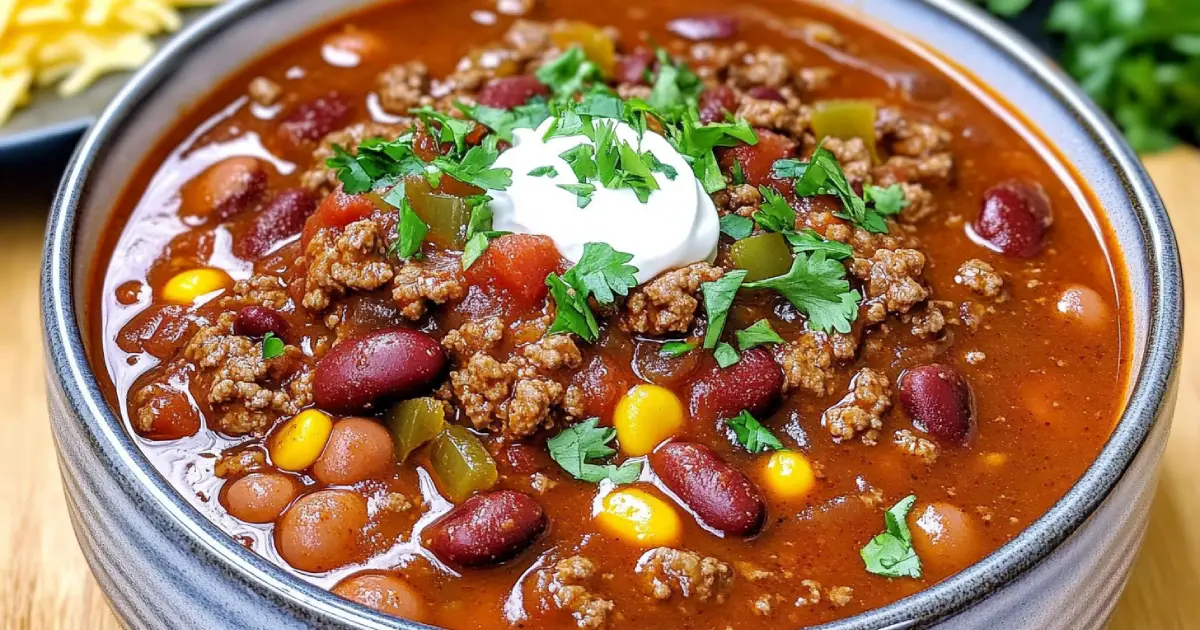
(433, 135, 513, 190)
(754, 186, 798, 233)
(743, 251, 860, 334)
(714, 342, 740, 368)
(719, 215, 755, 240)
(529, 165, 559, 177)
(700, 270, 748, 349)
(735, 319, 785, 350)
(641, 151, 678, 180)
(327, 135, 425, 195)
(457, 98, 551, 142)
(648, 48, 703, 115)
(462, 231, 507, 269)
(389, 197, 428, 260)
(731, 160, 746, 186)
(536, 47, 601, 97)
(262, 332, 285, 360)
(461, 196, 509, 270)
(660, 340, 697, 357)
(560, 144, 599, 182)
(668, 112, 758, 194)
(547, 418, 643, 484)
(566, 243, 639, 305)
(786, 229, 853, 260)
(616, 140, 660, 202)
(726, 410, 784, 453)
(861, 495, 923, 579)
(410, 106, 474, 154)
(327, 144, 373, 194)
(546, 273, 600, 341)
(557, 182, 597, 208)
(865, 184, 910, 217)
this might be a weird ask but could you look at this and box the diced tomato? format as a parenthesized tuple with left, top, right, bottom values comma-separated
(412, 129, 444, 163)
(718, 128, 797, 189)
(301, 188, 378, 249)
(465, 234, 564, 310)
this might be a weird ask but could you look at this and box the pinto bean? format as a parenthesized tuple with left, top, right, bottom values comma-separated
(651, 442, 765, 536)
(234, 188, 319, 259)
(698, 85, 738, 124)
(223, 472, 299, 524)
(312, 418, 395, 485)
(973, 180, 1053, 258)
(277, 91, 352, 146)
(180, 156, 268, 222)
(475, 75, 549, 109)
(332, 573, 429, 621)
(276, 490, 368, 573)
(423, 490, 546, 567)
(234, 305, 288, 339)
(899, 364, 975, 445)
(313, 328, 446, 414)
(688, 347, 783, 420)
(666, 14, 740, 41)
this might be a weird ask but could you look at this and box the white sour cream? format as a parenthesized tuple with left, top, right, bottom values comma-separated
(488, 118, 719, 284)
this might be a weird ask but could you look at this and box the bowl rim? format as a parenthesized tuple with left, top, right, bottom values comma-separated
(41, 0, 1183, 628)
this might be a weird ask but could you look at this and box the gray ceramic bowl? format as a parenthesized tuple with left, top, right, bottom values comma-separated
(42, 0, 1183, 628)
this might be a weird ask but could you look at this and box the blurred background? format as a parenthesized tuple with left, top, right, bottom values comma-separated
(0, 0, 1197, 627)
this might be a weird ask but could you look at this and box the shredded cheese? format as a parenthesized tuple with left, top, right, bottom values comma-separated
(0, 0, 223, 126)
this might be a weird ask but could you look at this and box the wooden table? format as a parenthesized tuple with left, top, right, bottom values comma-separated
(2, 149, 1197, 629)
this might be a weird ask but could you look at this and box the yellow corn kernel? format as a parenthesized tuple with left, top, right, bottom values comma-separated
(269, 409, 334, 471)
(612, 384, 685, 456)
(594, 488, 682, 547)
(982, 452, 1008, 468)
(162, 268, 232, 305)
(762, 451, 816, 501)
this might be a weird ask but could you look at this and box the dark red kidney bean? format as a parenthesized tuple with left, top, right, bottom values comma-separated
(313, 328, 446, 414)
(688, 347, 783, 419)
(500, 443, 551, 475)
(278, 91, 352, 146)
(424, 490, 546, 567)
(746, 86, 786, 102)
(614, 49, 655, 85)
(651, 442, 766, 536)
(475, 75, 550, 109)
(234, 306, 288, 339)
(182, 156, 268, 222)
(973, 180, 1053, 258)
(698, 86, 738, 124)
(900, 364, 975, 445)
(234, 188, 318, 259)
(667, 14, 740, 41)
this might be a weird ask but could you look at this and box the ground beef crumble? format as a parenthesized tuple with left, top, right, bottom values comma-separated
(955, 259, 1005, 298)
(894, 428, 939, 464)
(851, 248, 930, 324)
(823, 367, 891, 445)
(375, 61, 430, 116)
(624, 263, 724, 335)
(775, 332, 836, 396)
(713, 183, 763, 218)
(636, 547, 734, 603)
(302, 219, 395, 312)
(391, 258, 468, 320)
(534, 556, 615, 629)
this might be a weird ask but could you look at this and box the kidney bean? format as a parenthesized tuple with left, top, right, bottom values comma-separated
(234, 305, 288, 339)
(476, 75, 550, 109)
(973, 180, 1053, 258)
(651, 442, 765, 536)
(688, 347, 783, 420)
(424, 490, 546, 567)
(181, 156, 268, 222)
(277, 91, 352, 146)
(698, 85, 738, 124)
(235, 188, 319, 259)
(667, 14, 740, 41)
(313, 328, 446, 414)
(615, 48, 655, 85)
(500, 443, 551, 475)
(746, 86, 786, 102)
(899, 364, 975, 444)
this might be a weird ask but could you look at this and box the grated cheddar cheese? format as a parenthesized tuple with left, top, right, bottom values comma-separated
(0, 0, 223, 125)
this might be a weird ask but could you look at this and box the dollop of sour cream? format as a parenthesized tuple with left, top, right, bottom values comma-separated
(489, 118, 719, 284)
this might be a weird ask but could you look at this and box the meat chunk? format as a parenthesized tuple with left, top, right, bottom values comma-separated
(851, 249, 929, 324)
(375, 61, 429, 116)
(821, 137, 872, 184)
(737, 97, 811, 139)
(224, 274, 291, 311)
(878, 109, 952, 157)
(442, 317, 505, 363)
(905, 301, 948, 339)
(774, 332, 835, 396)
(302, 219, 395, 312)
(896, 182, 936, 224)
(391, 259, 468, 320)
(534, 556, 614, 629)
(822, 368, 891, 445)
(894, 429, 939, 464)
(728, 47, 792, 89)
(445, 335, 585, 439)
(248, 77, 281, 106)
(504, 19, 553, 60)
(299, 122, 408, 193)
(712, 184, 762, 218)
(955, 259, 1005, 298)
(183, 313, 312, 436)
(636, 548, 734, 603)
(624, 263, 724, 335)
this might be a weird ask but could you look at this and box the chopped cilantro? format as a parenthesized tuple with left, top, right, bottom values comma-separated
(700, 270, 748, 349)
(647, 48, 703, 115)
(735, 319, 784, 351)
(528, 165, 559, 177)
(861, 495, 923, 579)
(714, 342, 741, 368)
(261, 332, 285, 360)
(659, 340, 697, 358)
(547, 418, 642, 484)
(462, 231, 507, 269)
(731, 160, 746, 186)
(754, 186, 797, 233)
(743, 251, 860, 334)
(560, 143, 599, 181)
(457, 98, 551, 142)
(726, 410, 784, 453)
(772, 148, 902, 234)
(719, 215, 755, 240)
(616, 141, 660, 202)
(546, 273, 600, 340)
(326, 135, 425, 195)
(546, 243, 640, 342)
(432, 135, 513, 190)
(557, 182, 597, 208)
(786, 229, 854, 260)
(536, 46, 601, 97)
(641, 151, 679, 180)
(410, 105, 474, 154)
(667, 110, 758, 194)
(389, 197, 428, 260)
(865, 184, 910, 217)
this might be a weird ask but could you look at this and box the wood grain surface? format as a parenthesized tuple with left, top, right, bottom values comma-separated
(1, 150, 1197, 630)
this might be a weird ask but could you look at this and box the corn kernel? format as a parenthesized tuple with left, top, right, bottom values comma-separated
(762, 451, 816, 501)
(612, 384, 685, 456)
(269, 409, 334, 471)
(594, 487, 682, 547)
(162, 268, 232, 305)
